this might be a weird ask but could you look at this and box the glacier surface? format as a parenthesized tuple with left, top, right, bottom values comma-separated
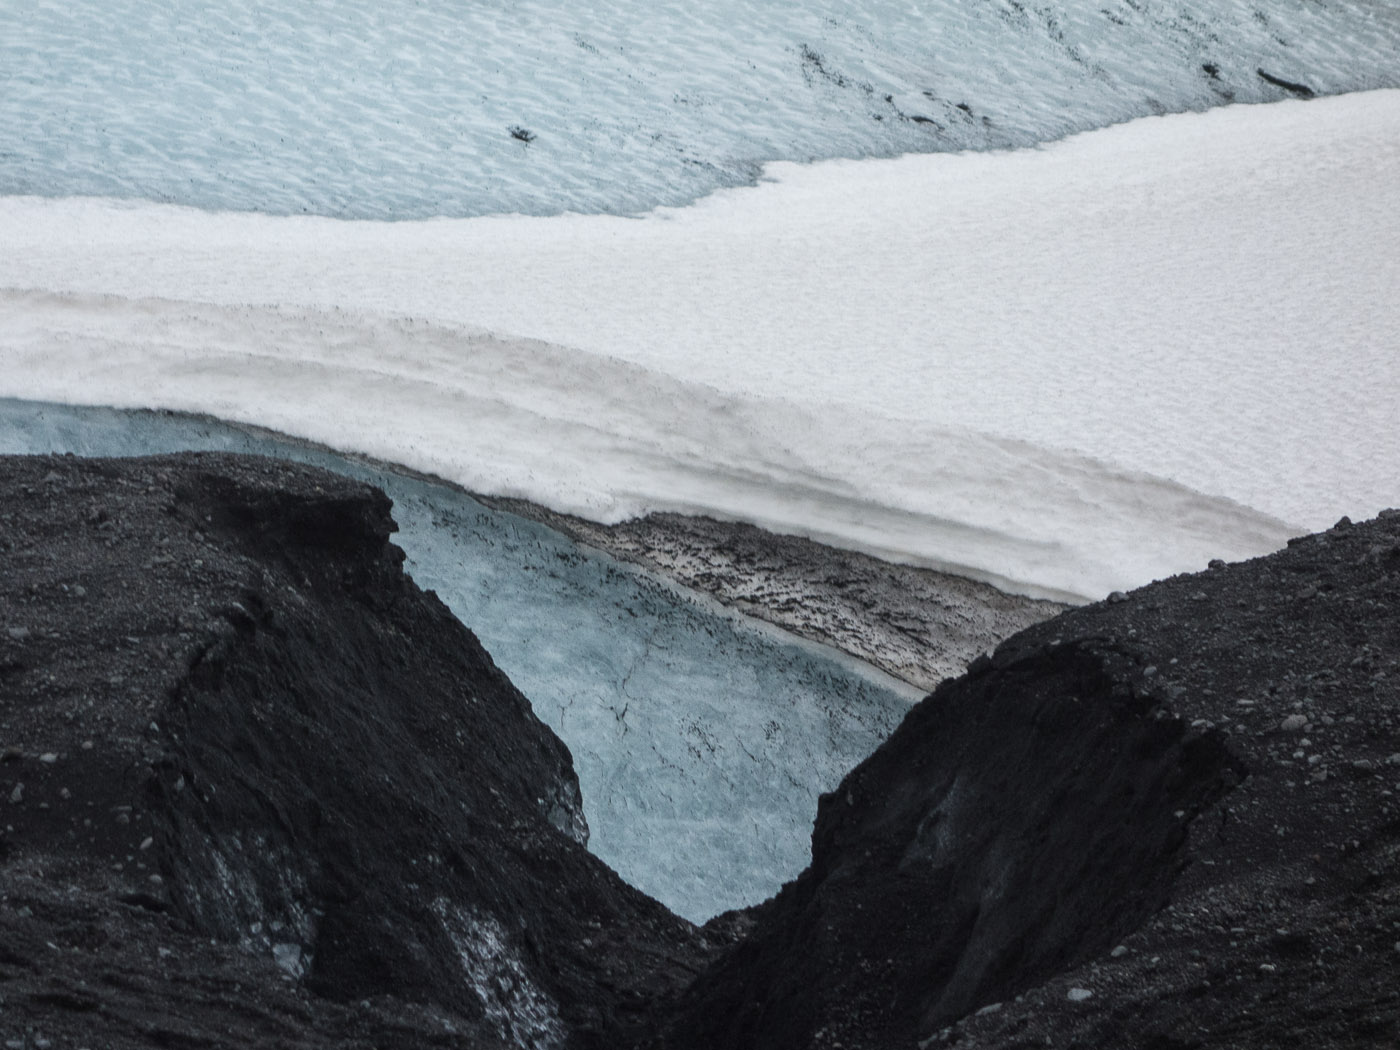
(3, 0, 1398, 926)
(0, 398, 915, 923)
(2, 0, 1398, 218)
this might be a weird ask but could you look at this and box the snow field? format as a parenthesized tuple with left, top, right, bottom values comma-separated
(4, 93, 1398, 599)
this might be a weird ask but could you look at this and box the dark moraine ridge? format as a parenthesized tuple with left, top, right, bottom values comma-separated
(2, 451, 1398, 1050)
(655, 510, 1400, 1050)
(0, 453, 711, 1050)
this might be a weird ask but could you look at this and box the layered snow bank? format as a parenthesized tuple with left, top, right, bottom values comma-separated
(4, 93, 1399, 598)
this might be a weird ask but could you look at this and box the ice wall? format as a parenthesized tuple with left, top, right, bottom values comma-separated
(2, 0, 1397, 218)
(0, 399, 915, 923)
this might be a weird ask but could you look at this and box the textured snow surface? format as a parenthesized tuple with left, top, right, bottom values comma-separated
(5, 93, 1399, 599)
(3, 0, 1397, 218)
(0, 399, 913, 922)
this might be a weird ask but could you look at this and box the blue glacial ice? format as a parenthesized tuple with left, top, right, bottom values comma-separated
(0, 398, 916, 923)
(2, 0, 1397, 218)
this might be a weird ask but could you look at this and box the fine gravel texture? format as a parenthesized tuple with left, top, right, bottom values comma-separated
(483, 502, 1065, 692)
(0, 452, 712, 1050)
(3, 451, 1399, 1050)
(657, 510, 1400, 1050)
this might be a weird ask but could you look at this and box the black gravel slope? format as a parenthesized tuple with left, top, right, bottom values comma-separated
(658, 511, 1400, 1050)
(0, 452, 711, 1050)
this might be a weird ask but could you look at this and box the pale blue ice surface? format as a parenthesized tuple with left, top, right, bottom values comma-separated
(3, 0, 1397, 218)
(0, 399, 914, 922)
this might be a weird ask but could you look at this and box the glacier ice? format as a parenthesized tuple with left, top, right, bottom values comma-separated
(0, 398, 915, 922)
(1, 0, 1397, 218)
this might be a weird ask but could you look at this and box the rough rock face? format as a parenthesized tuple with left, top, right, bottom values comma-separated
(4, 451, 1399, 1050)
(0, 453, 708, 1049)
(659, 511, 1400, 1050)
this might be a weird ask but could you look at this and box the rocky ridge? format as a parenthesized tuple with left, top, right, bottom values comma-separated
(0, 453, 710, 1049)
(657, 510, 1400, 1049)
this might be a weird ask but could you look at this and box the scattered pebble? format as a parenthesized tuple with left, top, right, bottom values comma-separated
(273, 942, 304, 977)
(1281, 714, 1308, 731)
(39, 752, 58, 764)
(8, 783, 22, 804)
(140, 836, 154, 851)
(1067, 987, 1094, 1002)
(5, 626, 30, 641)
(1110, 945, 1128, 958)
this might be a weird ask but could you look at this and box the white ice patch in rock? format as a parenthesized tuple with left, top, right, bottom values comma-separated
(432, 899, 565, 1050)
(271, 942, 304, 978)
(179, 833, 317, 961)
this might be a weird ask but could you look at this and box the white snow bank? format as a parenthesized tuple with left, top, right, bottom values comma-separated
(0, 290, 1287, 602)
(4, 92, 1398, 599)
